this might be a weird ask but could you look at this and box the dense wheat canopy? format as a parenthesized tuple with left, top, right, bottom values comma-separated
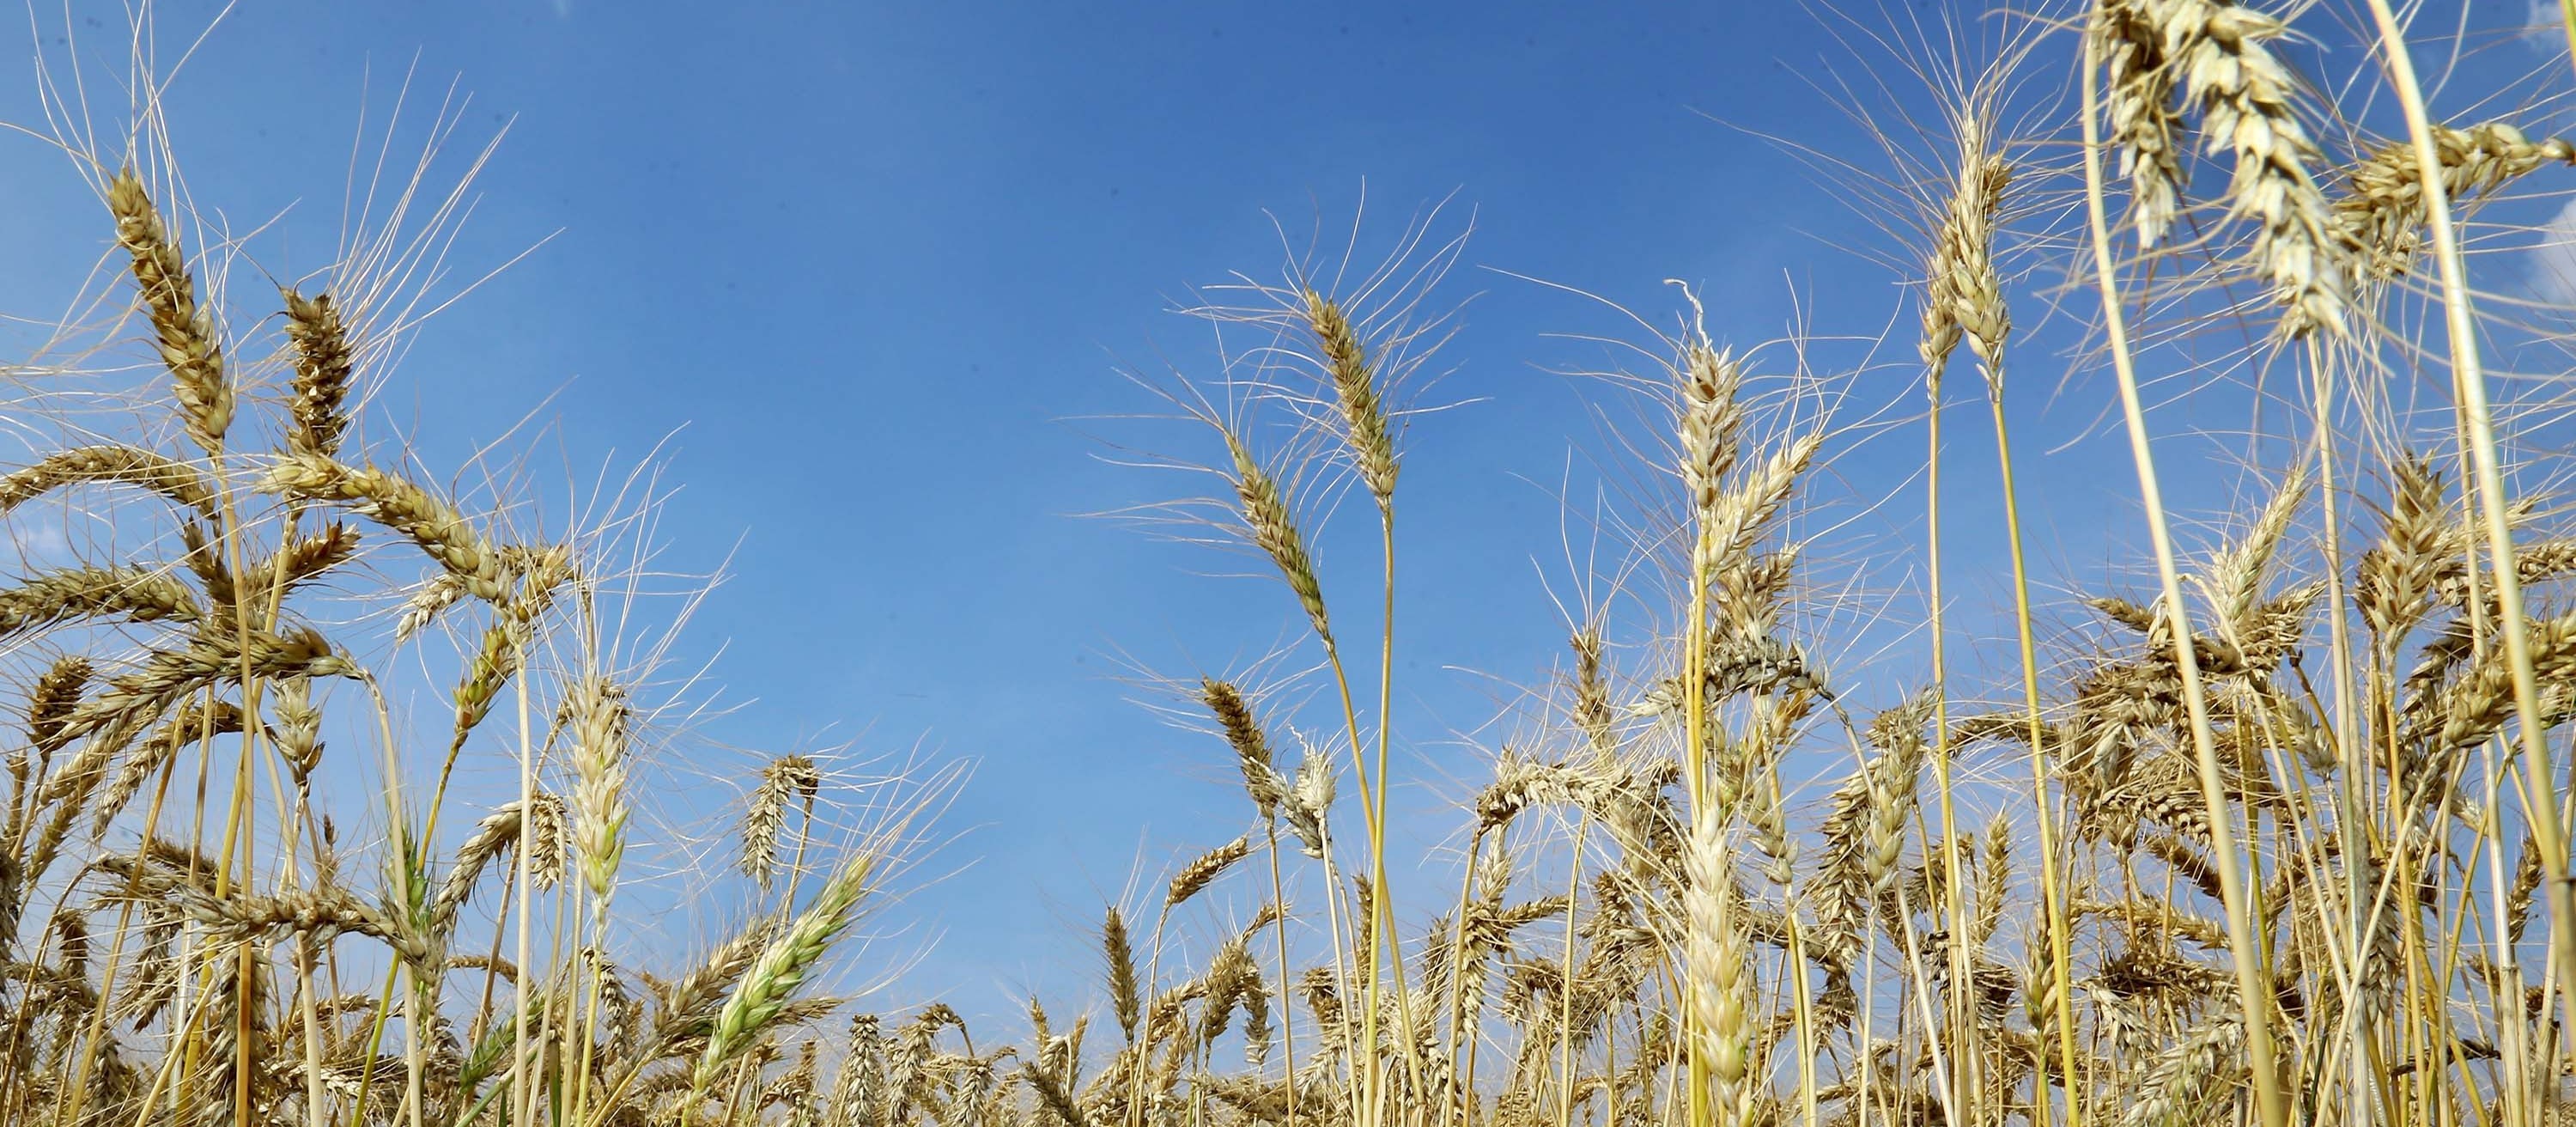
(9, 2, 2576, 1126)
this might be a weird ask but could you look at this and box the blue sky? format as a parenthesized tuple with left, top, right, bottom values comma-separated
(7, 0, 2549, 1022)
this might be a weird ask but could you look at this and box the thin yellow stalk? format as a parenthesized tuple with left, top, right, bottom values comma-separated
(2077, 31, 2285, 1127)
(2357, 0, 2576, 1072)
(1557, 813, 1588, 1127)
(1985, 401, 2086, 1127)
(1683, 516, 1712, 1127)
(1923, 306, 1976, 1127)
(1440, 831, 1486, 1127)
(1263, 821, 1300, 1127)
(512, 637, 536, 1127)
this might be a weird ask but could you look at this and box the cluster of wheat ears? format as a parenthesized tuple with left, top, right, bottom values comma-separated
(9, 1, 2576, 1126)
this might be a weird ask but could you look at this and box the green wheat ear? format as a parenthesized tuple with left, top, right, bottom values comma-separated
(694, 851, 879, 1093)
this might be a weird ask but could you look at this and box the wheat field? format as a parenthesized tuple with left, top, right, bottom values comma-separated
(3, 1, 2575, 1126)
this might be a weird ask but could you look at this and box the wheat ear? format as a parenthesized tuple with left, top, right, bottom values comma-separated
(106, 170, 232, 453)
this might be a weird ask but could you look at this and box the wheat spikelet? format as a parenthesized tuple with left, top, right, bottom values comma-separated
(0, 564, 202, 643)
(2511, 838, 2545, 947)
(828, 1013, 889, 1127)
(2093, 0, 2345, 335)
(434, 794, 568, 928)
(1200, 934, 1256, 1048)
(696, 852, 879, 1091)
(1571, 627, 1616, 760)
(2093, 0, 2189, 246)
(1283, 740, 1334, 860)
(1200, 679, 1283, 819)
(1922, 111, 2014, 394)
(1223, 432, 1332, 645)
(2119, 1013, 2244, 1127)
(445, 545, 577, 758)
(1702, 435, 1825, 582)
(1973, 815, 2010, 947)
(106, 170, 232, 453)
(570, 675, 630, 904)
(26, 656, 90, 759)
(2336, 121, 2576, 278)
(1024, 1056, 1090, 1127)
(2355, 454, 2447, 649)
(1302, 289, 1399, 505)
(282, 288, 356, 458)
(263, 453, 504, 600)
(92, 696, 242, 834)
(0, 446, 217, 521)
(1103, 905, 1141, 1044)
(260, 523, 362, 606)
(2427, 612, 2576, 756)
(1677, 341, 1747, 520)
(2190, 1, 2342, 335)
(41, 628, 355, 813)
(1166, 834, 1254, 911)
(273, 675, 323, 781)
(1864, 691, 1935, 892)
(1684, 804, 1753, 1127)
(1472, 757, 1590, 836)
(743, 753, 823, 889)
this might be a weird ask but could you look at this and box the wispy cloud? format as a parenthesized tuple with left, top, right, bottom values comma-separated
(2530, 196, 2576, 306)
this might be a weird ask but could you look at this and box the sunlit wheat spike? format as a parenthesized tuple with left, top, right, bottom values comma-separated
(2355, 451, 2446, 644)
(0, 446, 217, 521)
(106, 170, 232, 453)
(274, 674, 323, 779)
(1198, 934, 1256, 1047)
(1684, 804, 1753, 1125)
(446, 545, 579, 754)
(1200, 679, 1283, 819)
(2335, 120, 2576, 279)
(827, 1014, 888, 1127)
(1221, 430, 1331, 644)
(283, 288, 357, 458)
(2094, 0, 2345, 336)
(26, 656, 92, 758)
(1973, 813, 2011, 947)
(264, 453, 505, 600)
(0, 564, 202, 643)
(571, 675, 632, 902)
(2510, 837, 2545, 947)
(433, 793, 568, 927)
(1677, 340, 1746, 515)
(2092, 0, 2189, 246)
(1923, 108, 2014, 396)
(743, 753, 824, 889)
(93, 697, 242, 834)
(1862, 689, 1936, 892)
(1283, 742, 1334, 860)
(2120, 1013, 2244, 1127)
(1103, 905, 1141, 1043)
(2207, 464, 2309, 631)
(1167, 835, 1254, 910)
(260, 522, 362, 601)
(1302, 289, 1399, 504)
